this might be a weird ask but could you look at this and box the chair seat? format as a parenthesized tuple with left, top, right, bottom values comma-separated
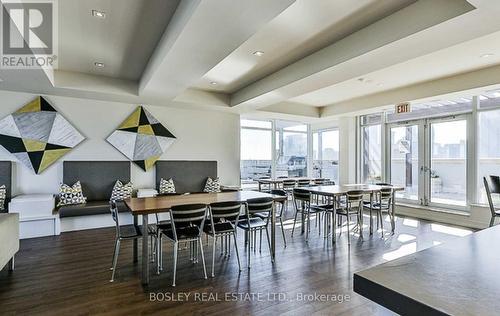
(237, 218, 267, 229)
(311, 204, 333, 212)
(363, 201, 390, 210)
(495, 210, 500, 216)
(336, 208, 360, 215)
(161, 226, 201, 240)
(204, 222, 235, 234)
(120, 225, 142, 239)
(253, 212, 283, 219)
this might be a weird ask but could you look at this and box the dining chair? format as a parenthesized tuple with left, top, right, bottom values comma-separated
(336, 190, 364, 245)
(364, 186, 393, 235)
(484, 176, 500, 227)
(258, 177, 272, 193)
(237, 197, 273, 268)
(291, 188, 327, 241)
(205, 201, 242, 277)
(109, 201, 143, 282)
(282, 179, 297, 196)
(157, 203, 208, 286)
(259, 189, 288, 247)
(297, 179, 311, 187)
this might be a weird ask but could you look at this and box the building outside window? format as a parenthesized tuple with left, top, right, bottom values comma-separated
(313, 129, 339, 183)
(240, 119, 272, 189)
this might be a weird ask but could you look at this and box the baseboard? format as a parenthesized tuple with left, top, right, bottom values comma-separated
(60, 214, 132, 232)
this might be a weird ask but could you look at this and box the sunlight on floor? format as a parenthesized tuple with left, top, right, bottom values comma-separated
(403, 218, 419, 228)
(430, 223, 472, 237)
(383, 242, 417, 261)
(433, 241, 442, 246)
(397, 234, 416, 243)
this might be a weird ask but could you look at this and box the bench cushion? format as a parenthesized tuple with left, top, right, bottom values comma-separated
(58, 201, 127, 218)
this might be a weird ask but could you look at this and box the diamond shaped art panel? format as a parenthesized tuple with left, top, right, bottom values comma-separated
(0, 97, 85, 174)
(106, 106, 176, 171)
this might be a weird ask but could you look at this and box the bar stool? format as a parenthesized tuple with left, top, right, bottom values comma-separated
(484, 176, 500, 227)
(336, 190, 364, 245)
(205, 201, 242, 277)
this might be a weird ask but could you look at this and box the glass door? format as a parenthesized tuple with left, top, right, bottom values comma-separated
(389, 123, 421, 202)
(427, 118, 467, 207)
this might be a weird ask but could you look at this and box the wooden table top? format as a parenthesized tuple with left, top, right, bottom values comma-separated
(125, 191, 285, 215)
(304, 184, 404, 196)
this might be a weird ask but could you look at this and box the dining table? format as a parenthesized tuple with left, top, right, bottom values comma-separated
(124, 190, 287, 285)
(302, 184, 404, 243)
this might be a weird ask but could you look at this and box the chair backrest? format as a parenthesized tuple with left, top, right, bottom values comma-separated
(297, 179, 311, 186)
(484, 176, 500, 216)
(282, 179, 296, 188)
(209, 201, 242, 223)
(246, 197, 273, 216)
(271, 189, 287, 197)
(346, 190, 364, 204)
(376, 182, 392, 186)
(170, 204, 207, 231)
(380, 187, 393, 201)
(314, 178, 326, 185)
(109, 201, 121, 236)
(293, 188, 311, 202)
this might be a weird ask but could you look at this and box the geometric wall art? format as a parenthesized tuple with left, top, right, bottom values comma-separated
(106, 106, 176, 171)
(0, 97, 85, 174)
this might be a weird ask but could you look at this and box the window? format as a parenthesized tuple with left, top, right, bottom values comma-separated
(275, 121, 308, 178)
(240, 120, 272, 189)
(313, 129, 339, 183)
(478, 108, 500, 204)
(360, 115, 382, 183)
(389, 124, 419, 200)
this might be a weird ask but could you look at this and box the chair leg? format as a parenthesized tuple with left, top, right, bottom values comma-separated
(306, 212, 310, 241)
(291, 210, 299, 237)
(110, 239, 120, 282)
(490, 217, 495, 227)
(248, 230, 251, 269)
(280, 217, 287, 247)
(172, 241, 178, 287)
(8, 256, 14, 271)
(259, 229, 262, 253)
(232, 233, 242, 272)
(157, 234, 161, 274)
(212, 235, 216, 277)
(198, 238, 207, 280)
(346, 214, 351, 245)
(253, 230, 257, 252)
(379, 211, 384, 234)
(265, 227, 272, 256)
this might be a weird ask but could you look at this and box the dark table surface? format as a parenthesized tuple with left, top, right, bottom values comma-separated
(354, 224, 499, 316)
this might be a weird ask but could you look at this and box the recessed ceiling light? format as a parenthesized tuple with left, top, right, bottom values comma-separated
(253, 51, 264, 57)
(210, 81, 217, 85)
(92, 10, 106, 18)
(481, 53, 494, 58)
(94, 62, 105, 68)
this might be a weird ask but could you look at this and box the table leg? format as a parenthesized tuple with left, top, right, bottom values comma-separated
(258, 182, 261, 192)
(133, 215, 138, 263)
(391, 193, 396, 234)
(332, 195, 337, 244)
(369, 193, 373, 235)
(301, 201, 305, 234)
(141, 214, 149, 285)
(271, 202, 276, 262)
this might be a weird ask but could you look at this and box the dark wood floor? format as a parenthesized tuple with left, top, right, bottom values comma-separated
(0, 209, 474, 316)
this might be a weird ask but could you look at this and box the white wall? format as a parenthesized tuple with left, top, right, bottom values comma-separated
(0, 90, 241, 196)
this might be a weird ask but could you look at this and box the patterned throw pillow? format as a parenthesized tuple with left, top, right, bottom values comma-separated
(204, 177, 221, 193)
(0, 185, 6, 211)
(159, 178, 176, 194)
(57, 181, 87, 207)
(110, 180, 133, 202)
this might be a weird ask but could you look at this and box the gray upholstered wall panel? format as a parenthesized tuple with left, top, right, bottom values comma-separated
(0, 161, 12, 209)
(155, 160, 217, 194)
(63, 161, 130, 201)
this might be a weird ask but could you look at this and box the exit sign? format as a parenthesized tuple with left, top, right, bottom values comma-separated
(396, 102, 411, 114)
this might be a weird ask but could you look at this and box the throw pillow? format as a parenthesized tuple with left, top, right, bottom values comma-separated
(0, 185, 6, 210)
(57, 181, 87, 207)
(159, 178, 176, 194)
(110, 180, 133, 202)
(204, 177, 221, 193)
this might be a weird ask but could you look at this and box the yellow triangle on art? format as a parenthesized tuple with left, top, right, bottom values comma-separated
(23, 139, 46, 152)
(38, 149, 71, 173)
(144, 155, 160, 171)
(119, 107, 141, 129)
(16, 97, 41, 113)
(137, 125, 154, 135)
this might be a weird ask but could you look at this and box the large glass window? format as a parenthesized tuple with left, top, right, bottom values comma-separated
(240, 120, 272, 189)
(361, 122, 382, 184)
(390, 125, 419, 200)
(275, 121, 308, 178)
(478, 109, 500, 203)
(313, 129, 339, 183)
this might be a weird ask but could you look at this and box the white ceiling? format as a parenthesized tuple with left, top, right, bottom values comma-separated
(3, 0, 500, 122)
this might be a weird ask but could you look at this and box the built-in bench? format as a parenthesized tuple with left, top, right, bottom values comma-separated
(57, 161, 130, 218)
(155, 160, 217, 194)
